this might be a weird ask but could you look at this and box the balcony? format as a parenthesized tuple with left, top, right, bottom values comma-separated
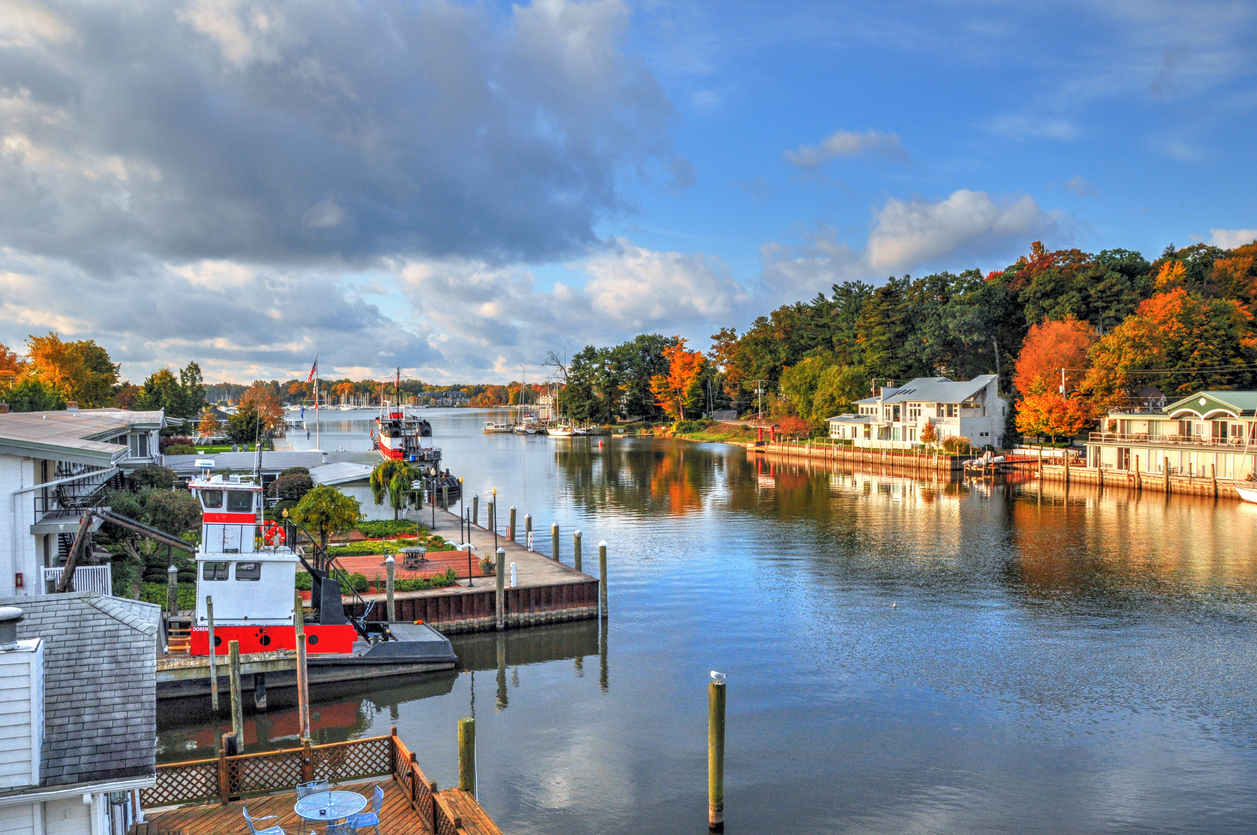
(31, 467, 114, 535)
(1088, 432, 1254, 449)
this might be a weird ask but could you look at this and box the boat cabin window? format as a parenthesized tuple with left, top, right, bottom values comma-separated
(202, 490, 224, 509)
(203, 561, 230, 581)
(235, 562, 261, 581)
(227, 490, 254, 513)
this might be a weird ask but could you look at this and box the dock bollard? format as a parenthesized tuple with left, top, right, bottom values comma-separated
(228, 640, 243, 753)
(552, 522, 560, 562)
(573, 531, 582, 572)
(509, 507, 516, 541)
(207, 595, 218, 711)
(386, 555, 396, 622)
(458, 717, 476, 797)
(442, 484, 449, 511)
(166, 563, 178, 617)
(495, 547, 506, 631)
(599, 541, 608, 619)
(525, 514, 532, 550)
(473, 495, 479, 527)
(709, 676, 727, 831)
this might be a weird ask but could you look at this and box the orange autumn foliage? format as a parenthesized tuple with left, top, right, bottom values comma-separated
(1013, 316, 1096, 395)
(649, 338, 705, 421)
(1015, 392, 1095, 442)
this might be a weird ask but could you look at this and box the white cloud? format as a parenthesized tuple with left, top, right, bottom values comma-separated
(984, 114, 1079, 142)
(1065, 176, 1099, 197)
(1208, 229, 1257, 249)
(783, 129, 907, 169)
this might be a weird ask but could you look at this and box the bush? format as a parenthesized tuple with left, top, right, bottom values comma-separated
(674, 419, 713, 434)
(269, 473, 314, 503)
(355, 520, 419, 538)
(139, 582, 196, 610)
(394, 570, 460, 592)
(777, 416, 811, 439)
(941, 435, 973, 455)
(164, 444, 196, 455)
(128, 465, 177, 490)
(159, 436, 196, 452)
(280, 466, 310, 477)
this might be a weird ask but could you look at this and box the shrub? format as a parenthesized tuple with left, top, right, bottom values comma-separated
(394, 569, 460, 592)
(139, 582, 196, 610)
(280, 466, 311, 477)
(159, 436, 196, 452)
(777, 416, 811, 439)
(674, 419, 713, 434)
(128, 465, 177, 490)
(355, 520, 419, 538)
(164, 444, 196, 455)
(269, 473, 314, 503)
(941, 435, 973, 455)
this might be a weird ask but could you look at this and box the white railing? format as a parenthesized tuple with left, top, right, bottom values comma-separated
(42, 565, 113, 596)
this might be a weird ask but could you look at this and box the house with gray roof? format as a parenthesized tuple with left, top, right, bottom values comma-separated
(1085, 389, 1257, 479)
(0, 592, 159, 835)
(0, 408, 167, 598)
(827, 375, 1007, 450)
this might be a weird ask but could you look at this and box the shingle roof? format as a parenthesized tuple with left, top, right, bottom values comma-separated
(0, 409, 164, 466)
(164, 449, 378, 477)
(0, 592, 159, 789)
(880, 375, 997, 405)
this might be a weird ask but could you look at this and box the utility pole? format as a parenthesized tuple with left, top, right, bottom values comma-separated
(1061, 367, 1067, 395)
(753, 380, 768, 423)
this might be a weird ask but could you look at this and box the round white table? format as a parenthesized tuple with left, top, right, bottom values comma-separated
(294, 790, 367, 825)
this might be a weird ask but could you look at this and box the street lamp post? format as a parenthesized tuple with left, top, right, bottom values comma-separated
(458, 476, 465, 545)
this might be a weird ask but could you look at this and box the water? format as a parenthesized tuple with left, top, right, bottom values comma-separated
(160, 409, 1257, 833)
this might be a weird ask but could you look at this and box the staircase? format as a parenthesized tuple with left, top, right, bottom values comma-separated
(166, 616, 193, 655)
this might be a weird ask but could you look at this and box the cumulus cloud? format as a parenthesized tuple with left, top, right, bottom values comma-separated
(783, 129, 907, 169)
(1208, 229, 1257, 249)
(0, 0, 671, 270)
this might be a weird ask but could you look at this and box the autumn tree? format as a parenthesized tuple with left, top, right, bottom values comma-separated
(920, 421, 938, 448)
(1013, 316, 1097, 396)
(649, 338, 706, 421)
(197, 407, 220, 438)
(0, 342, 24, 387)
(239, 382, 285, 433)
(25, 333, 119, 407)
(1016, 393, 1095, 443)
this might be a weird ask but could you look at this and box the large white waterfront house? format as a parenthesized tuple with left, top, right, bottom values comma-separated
(1086, 390, 1257, 480)
(826, 375, 1007, 450)
(0, 407, 166, 599)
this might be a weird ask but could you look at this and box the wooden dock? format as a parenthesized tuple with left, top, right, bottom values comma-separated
(752, 439, 966, 471)
(136, 731, 501, 835)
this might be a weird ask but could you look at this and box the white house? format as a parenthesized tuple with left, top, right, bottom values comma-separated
(0, 408, 166, 599)
(827, 375, 1007, 450)
(0, 593, 159, 835)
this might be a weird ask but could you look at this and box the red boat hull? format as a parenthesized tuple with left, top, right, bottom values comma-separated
(188, 624, 358, 655)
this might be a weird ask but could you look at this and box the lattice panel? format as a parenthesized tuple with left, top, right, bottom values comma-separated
(312, 737, 390, 782)
(228, 750, 304, 796)
(435, 800, 460, 835)
(142, 761, 219, 807)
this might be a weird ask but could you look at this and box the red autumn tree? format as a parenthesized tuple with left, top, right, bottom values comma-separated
(919, 420, 937, 447)
(1015, 393, 1095, 443)
(1013, 315, 1096, 396)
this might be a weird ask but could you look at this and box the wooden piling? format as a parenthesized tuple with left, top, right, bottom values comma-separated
(708, 678, 726, 831)
(1037, 449, 1043, 479)
(599, 541, 609, 619)
(386, 555, 396, 622)
(253, 673, 267, 711)
(552, 522, 560, 562)
(495, 547, 506, 631)
(1135, 455, 1141, 492)
(472, 494, 479, 526)
(573, 530, 582, 572)
(458, 718, 476, 796)
(228, 640, 243, 753)
(1213, 464, 1218, 498)
(166, 564, 178, 617)
(442, 484, 449, 512)
(294, 591, 310, 739)
(525, 514, 532, 549)
(207, 595, 218, 711)
(509, 506, 516, 541)
(1165, 457, 1170, 492)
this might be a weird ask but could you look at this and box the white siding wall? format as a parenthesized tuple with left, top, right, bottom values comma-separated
(0, 641, 42, 791)
(43, 798, 90, 835)
(0, 803, 36, 835)
(0, 455, 39, 598)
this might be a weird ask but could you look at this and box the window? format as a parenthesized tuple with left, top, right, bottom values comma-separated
(908, 404, 921, 421)
(203, 561, 230, 581)
(235, 562, 261, 581)
(946, 403, 957, 418)
(892, 405, 901, 422)
(1178, 419, 1192, 437)
(1212, 420, 1228, 440)
(202, 490, 224, 509)
(128, 433, 149, 458)
(227, 491, 254, 513)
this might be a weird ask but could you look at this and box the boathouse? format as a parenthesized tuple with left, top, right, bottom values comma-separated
(1085, 390, 1257, 480)
(826, 375, 1007, 450)
(0, 592, 160, 835)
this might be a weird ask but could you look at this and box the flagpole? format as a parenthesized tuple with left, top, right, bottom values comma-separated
(314, 354, 321, 451)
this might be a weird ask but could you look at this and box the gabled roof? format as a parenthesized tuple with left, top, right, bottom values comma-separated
(0, 409, 165, 467)
(1164, 390, 1257, 418)
(310, 461, 374, 486)
(0, 592, 159, 792)
(880, 375, 997, 405)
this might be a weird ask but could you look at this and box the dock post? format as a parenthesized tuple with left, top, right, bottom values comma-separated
(1165, 457, 1170, 493)
(1064, 449, 1071, 485)
(509, 507, 516, 541)
(1135, 456, 1141, 493)
(573, 530, 582, 572)
(496, 632, 508, 710)
(253, 673, 267, 711)
(552, 522, 560, 562)
(294, 591, 310, 740)
(1037, 449, 1043, 479)
(458, 718, 476, 797)
(207, 595, 218, 711)
(495, 547, 506, 631)
(1213, 464, 1218, 498)
(228, 640, 243, 753)
(473, 495, 479, 527)
(442, 484, 449, 511)
(525, 514, 533, 550)
(599, 541, 609, 619)
(386, 555, 396, 622)
(166, 564, 178, 617)
(708, 677, 726, 831)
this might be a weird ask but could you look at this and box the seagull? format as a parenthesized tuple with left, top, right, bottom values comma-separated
(710, 671, 727, 681)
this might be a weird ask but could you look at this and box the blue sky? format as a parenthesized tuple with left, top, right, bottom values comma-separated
(0, 0, 1253, 383)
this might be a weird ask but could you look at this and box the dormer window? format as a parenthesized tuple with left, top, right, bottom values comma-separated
(128, 433, 149, 458)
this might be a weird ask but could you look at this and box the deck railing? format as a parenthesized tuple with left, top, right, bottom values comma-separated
(1088, 432, 1254, 448)
(41, 565, 112, 596)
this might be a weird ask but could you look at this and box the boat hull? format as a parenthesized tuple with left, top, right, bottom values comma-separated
(1236, 486, 1257, 503)
(189, 623, 359, 655)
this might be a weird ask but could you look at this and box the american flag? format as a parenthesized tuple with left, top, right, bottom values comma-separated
(307, 358, 317, 382)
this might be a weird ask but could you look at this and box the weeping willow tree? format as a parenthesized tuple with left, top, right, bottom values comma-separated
(370, 459, 421, 520)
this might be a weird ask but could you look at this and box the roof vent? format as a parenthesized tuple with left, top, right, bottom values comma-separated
(0, 606, 24, 648)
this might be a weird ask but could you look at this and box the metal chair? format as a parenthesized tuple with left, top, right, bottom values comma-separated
(326, 820, 358, 835)
(347, 786, 384, 835)
(297, 779, 330, 799)
(243, 807, 287, 835)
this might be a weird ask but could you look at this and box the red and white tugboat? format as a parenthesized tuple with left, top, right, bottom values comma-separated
(176, 470, 457, 688)
(373, 369, 440, 469)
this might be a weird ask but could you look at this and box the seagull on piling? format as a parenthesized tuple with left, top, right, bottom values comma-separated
(710, 671, 727, 682)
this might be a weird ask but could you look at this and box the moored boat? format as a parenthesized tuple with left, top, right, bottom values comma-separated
(483, 421, 514, 434)
(1236, 485, 1257, 503)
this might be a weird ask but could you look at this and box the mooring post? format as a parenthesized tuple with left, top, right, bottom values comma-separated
(573, 530, 583, 572)
(1135, 455, 1141, 492)
(228, 640, 243, 753)
(254, 672, 267, 711)
(1165, 457, 1171, 493)
(294, 591, 310, 739)
(166, 563, 178, 617)
(442, 484, 449, 512)
(525, 514, 533, 550)
(207, 595, 218, 711)
(473, 495, 479, 527)
(1037, 449, 1043, 479)
(386, 555, 396, 622)
(1213, 463, 1218, 498)
(708, 677, 726, 831)
(495, 547, 506, 631)
(552, 522, 560, 562)
(509, 507, 517, 541)
(496, 632, 508, 709)
(458, 718, 476, 796)
(599, 541, 609, 619)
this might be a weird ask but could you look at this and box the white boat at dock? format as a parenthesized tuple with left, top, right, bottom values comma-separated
(483, 421, 515, 434)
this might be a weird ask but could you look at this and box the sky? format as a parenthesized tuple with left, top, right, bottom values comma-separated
(0, 0, 1255, 385)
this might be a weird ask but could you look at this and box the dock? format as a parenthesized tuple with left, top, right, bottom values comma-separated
(751, 439, 967, 471)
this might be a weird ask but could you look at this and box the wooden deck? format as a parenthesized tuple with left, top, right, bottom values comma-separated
(137, 777, 501, 835)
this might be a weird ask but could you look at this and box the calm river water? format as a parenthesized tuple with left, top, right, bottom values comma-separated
(159, 408, 1257, 834)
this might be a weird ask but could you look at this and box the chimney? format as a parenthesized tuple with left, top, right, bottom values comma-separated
(66, 401, 79, 412)
(0, 606, 43, 790)
(0, 403, 8, 414)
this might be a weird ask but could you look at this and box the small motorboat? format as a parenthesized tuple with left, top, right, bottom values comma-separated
(483, 421, 514, 434)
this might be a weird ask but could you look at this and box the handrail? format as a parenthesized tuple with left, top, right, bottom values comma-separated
(1088, 432, 1252, 447)
(281, 518, 376, 641)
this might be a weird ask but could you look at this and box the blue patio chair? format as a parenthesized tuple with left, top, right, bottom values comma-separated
(297, 779, 330, 799)
(347, 785, 384, 835)
(243, 807, 287, 835)
(326, 820, 358, 835)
